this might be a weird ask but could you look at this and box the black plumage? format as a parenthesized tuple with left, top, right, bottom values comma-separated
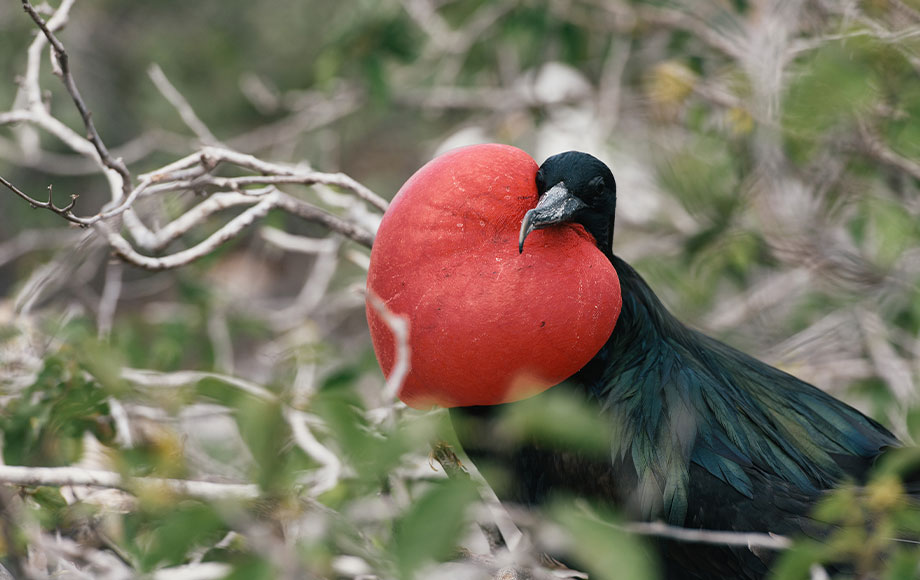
(451, 151, 899, 579)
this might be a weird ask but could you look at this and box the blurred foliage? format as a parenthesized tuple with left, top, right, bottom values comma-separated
(770, 469, 920, 579)
(0, 354, 115, 467)
(553, 502, 659, 580)
(1, 0, 920, 578)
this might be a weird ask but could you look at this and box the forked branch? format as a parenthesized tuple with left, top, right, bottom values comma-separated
(21, 0, 132, 196)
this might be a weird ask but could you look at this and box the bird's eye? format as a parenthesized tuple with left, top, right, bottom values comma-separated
(535, 169, 546, 191)
(589, 175, 605, 193)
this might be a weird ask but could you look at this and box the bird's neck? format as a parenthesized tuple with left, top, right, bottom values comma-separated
(576, 254, 689, 388)
(611, 255, 684, 333)
(582, 213, 615, 259)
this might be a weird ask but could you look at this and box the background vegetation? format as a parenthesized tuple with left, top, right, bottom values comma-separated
(1, 0, 920, 578)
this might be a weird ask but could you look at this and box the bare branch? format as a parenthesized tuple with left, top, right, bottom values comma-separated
(102, 193, 277, 270)
(21, 0, 133, 196)
(107, 397, 135, 448)
(366, 291, 411, 403)
(146, 192, 267, 252)
(286, 408, 343, 495)
(226, 86, 362, 152)
(16, 0, 75, 110)
(858, 119, 920, 181)
(634, 4, 743, 59)
(120, 368, 278, 402)
(148, 64, 222, 146)
(206, 307, 235, 374)
(401, 0, 458, 51)
(0, 174, 89, 225)
(0, 130, 188, 176)
(431, 440, 471, 481)
(613, 519, 792, 551)
(596, 37, 631, 134)
(260, 227, 339, 254)
(198, 146, 388, 211)
(95, 187, 373, 271)
(97, 259, 123, 339)
(0, 464, 259, 501)
(269, 235, 342, 328)
(274, 191, 375, 248)
(707, 268, 812, 331)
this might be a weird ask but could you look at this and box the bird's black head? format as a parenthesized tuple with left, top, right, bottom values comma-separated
(519, 151, 617, 256)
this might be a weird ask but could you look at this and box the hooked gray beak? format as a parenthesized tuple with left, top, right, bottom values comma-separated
(518, 183, 588, 253)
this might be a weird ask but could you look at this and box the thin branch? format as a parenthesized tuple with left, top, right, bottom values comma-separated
(274, 191, 375, 248)
(365, 291, 411, 403)
(0, 174, 88, 225)
(614, 519, 791, 551)
(138, 150, 205, 181)
(98, 188, 372, 270)
(0, 489, 29, 579)
(146, 192, 267, 252)
(103, 193, 278, 270)
(431, 440, 471, 481)
(285, 408, 343, 496)
(107, 397, 135, 448)
(0, 129, 188, 176)
(634, 4, 743, 59)
(596, 37, 631, 134)
(120, 368, 278, 402)
(707, 268, 812, 331)
(401, 0, 459, 51)
(271, 237, 342, 329)
(97, 259, 123, 339)
(858, 119, 920, 181)
(206, 307, 235, 374)
(0, 464, 259, 501)
(16, 0, 75, 110)
(34, 531, 135, 579)
(148, 64, 222, 146)
(397, 84, 585, 111)
(226, 86, 362, 153)
(789, 23, 920, 60)
(1, 105, 102, 161)
(260, 227, 340, 254)
(198, 147, 388, 211)
(432, 440, 526, 554)
(22, 0, 132, 196)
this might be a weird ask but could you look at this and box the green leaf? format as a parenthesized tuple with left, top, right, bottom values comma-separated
(502, 388, 613, 456)
(552, 502, 658, 580)
(864, 196, 918, 267)
(393, 478, 478, 579)
(222, 556, 274, 580)
(126, 501, 226, 572)
(0, 355, 113, 466)
(768, 541, 827, 580)
(885, 549, 920, 580)
(234, 397, 293, 492)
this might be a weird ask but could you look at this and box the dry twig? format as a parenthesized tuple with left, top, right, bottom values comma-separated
(21, 0, 132, 196)
(0, 465, 259, 501)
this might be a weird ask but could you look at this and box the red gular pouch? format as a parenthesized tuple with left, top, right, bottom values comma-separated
(366, 144, 622, 409)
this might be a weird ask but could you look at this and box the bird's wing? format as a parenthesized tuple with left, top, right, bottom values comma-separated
(596, 327, 897, 526)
